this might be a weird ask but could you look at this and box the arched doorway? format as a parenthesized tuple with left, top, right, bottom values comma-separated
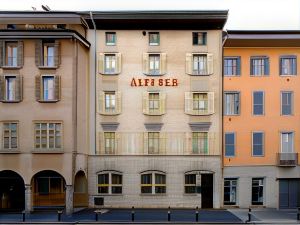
(74, 171, 88, 207)
(31, 170, 65, 209)
(0, 170, 25, 212)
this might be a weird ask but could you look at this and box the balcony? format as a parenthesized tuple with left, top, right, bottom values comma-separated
(277, 153, 298, 167)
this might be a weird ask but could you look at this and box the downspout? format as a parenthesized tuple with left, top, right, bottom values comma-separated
(89, 11, 97, 155)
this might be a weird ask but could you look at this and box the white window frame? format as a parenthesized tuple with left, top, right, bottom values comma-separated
(2, 122, 18, 150)
(34, 122, 62, 150)
(280, 131, 294, 153)
(105, 32, 116, 46)
(149, 54, 160, 75)
(104, 54, 117, 74)
(224, 92, 240, 115)
(42, 75, 55, 101)
(224, 178, 238, 205)
(281, 91, 293, 116)
(252, 91, 264, 116)
(5, 42, 18, 67)
(252, 131, 264, 157)
(43, 43, 55, 67)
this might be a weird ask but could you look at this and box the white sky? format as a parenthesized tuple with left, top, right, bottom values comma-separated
(0, 0, 299, 30)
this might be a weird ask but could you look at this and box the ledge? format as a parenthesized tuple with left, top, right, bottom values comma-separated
(101, 122, 119, 131)
(189, 122, 211, 131)
(31, 149, 64, 154)
(144, 123, 163, 131)
(38, 66, 58, 69)
(0, 149, 21, 154)
(1, 66, 22, 69)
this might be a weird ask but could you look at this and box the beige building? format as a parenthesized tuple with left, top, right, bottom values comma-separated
(85, 11, 227, 208)
(0, 12, 90, 214)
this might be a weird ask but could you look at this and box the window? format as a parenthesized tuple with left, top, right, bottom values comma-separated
(252, 132, 264, 156)
(149, 54, 160, 75)
(104, 54, 116, 74)
(281, 132, 294, 153)
(5, 76, 16, 101)
(104, 92, 116, 113)
(184, 174, 196, 194)
(104, 132, 116, 154)
(250, 57, 269, 76)
(141, 172, 166, 194)
(192, 132, 208, 154)
(42, 76, 54, 101)
(148, 132, 160, 154)
(2, 122, 18, 149)
(35, 123, 62, 149)
(149, 32, 160, 46)
(224, 92, 240, 115)
(225, 133, 235, 157)
(253, 91, 264, 115)
(149, 93, 160, 113)
(224, 179, 237, 205)
(36, 177, 64, 194)
(98, 172, 122, 194)
(252, 178, 263, 205)
(192, 32, 207, 45)
(193, 93, 208, 113)
(193, 54, 207, 75)
(5, 42, 18, 67)
(143, 92, 166, 115)
(43, 42, 55, 67)
(280, 56, 297, 75)
(105, 32, 116, 46)
(224, 57, 240, 76)
(281, 92, 293, 115)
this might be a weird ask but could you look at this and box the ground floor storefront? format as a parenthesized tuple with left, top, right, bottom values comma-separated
(88, 156, 222, 208)
(223, 166, 300, 209)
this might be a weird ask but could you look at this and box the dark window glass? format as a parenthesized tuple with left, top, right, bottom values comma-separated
(225, 133, 235, 157)
(253, 91, 264, 115)
(253, 132, 263, 156)
(252, 178, 264, 205)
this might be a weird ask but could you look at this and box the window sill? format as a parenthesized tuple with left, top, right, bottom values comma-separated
(38, 100, 60, 103)
(0, 149, 21, 154)
(1, 66, 22, 69)
(106, 43, 116, 46)
(31, 149, 64, 154)
(187, 73, 212, 76)
(143, 73, 165, 76)
(279, 74, 297, 77)
(97, 194, 123, 196)
(140, 193, 167, 196)
(99, 112, 121, 116)
(38, 66, 58, 69)
(1, 100, 22, 103)
(100, 72, 120, 75)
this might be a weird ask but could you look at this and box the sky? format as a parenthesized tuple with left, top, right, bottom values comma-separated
(0, 0, 299, 30)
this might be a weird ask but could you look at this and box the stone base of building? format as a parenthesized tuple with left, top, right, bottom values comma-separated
(88, 156, 222, 208)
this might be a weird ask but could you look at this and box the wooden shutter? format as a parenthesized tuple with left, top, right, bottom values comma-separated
(54, 40, 61, 67)
(35, 75, 42, 101)
(142, 92, 149, 115)
(0, 41, 4, 67)
(98, 91, 105, 114)
(143, 132, 148, 154)
(208, 92, 214, 114)
(207, 53, 214, 75)
(17, 41, 24, 67)
(160, 53, 167, 75)
(116, 53, 122, 74)
(184, 92, 193, 114)
(264, 57, 269, 75)
(15, 75, 23, 102)
(159, 132, 166, 155)
(0, 75, 4, 101)
(116, 91, 122, 114)
(237, 57, 241, 75)
(142, 53, 149, 75)
(54, 75, 61, 101)
(185, 53, 193, 75)
(98, 53, 104, 74)
(159, 92, 166, 115)
(35, 40, 43, 67)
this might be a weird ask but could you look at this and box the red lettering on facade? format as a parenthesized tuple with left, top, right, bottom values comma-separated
(131, 78, 137, 86)
(172, 79, 178, 86)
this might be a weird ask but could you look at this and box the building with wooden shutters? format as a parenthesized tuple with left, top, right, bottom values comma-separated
(84, 11, 227, 208)
(0, 12, 90, 214)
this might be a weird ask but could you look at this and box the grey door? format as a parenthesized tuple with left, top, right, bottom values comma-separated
(279, 179, 300, 208)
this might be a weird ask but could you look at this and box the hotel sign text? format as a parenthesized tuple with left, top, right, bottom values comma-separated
(130, 78, 178, 87)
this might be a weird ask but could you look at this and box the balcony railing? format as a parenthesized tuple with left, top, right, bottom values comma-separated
(277, 153, 298, 166)
(97, 132, 219, 155)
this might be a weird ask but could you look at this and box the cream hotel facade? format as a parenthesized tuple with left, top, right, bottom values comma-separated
(0, 10, 228, 212)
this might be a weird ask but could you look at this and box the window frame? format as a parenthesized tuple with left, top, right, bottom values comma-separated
(4, 75, 17, 101)
(280, 91, 293, 116)
(192, 54, 208, 75)
(225, 132, 235, 157)
(97, 171, 123, 195)
(250, 56, 269, 76)
(104, 91, 116, 113)
(224, 56, 241, 76)
(105, 32, 116, 46)
(2, 121, 18, 150)
(149, 32, 160, 46)
(251, 178, 264, 205)
(252, 91, 264, 116)
(148, 132, 160, 154)
(5, 41, 18, 67)
(279, 55, 297, 76)
(280, 131, 294, 153)
(224, 92, 240, 116)
(192, 92, 208, 113)
(252, 131, 264, 157)
(141, 171, 166, 195)
(224, 178, 238, 205)
(104, 132, 116, 154)
(104, 54, 117, 74)
(42, 42, 55, 67)
(191, 132, 209, 155)
(192, 32, 207, 45)
(148, 54, 160, 75)
(41, 75, 55, 101)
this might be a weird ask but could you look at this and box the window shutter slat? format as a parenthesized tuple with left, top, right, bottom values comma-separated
(237, 57, 241, 75)
(159, 92, 166, 115)
(279, 58, 283, 75)
(15, 75, 23, 102)
(160, 53, 167, 75)
(293, 57, 297, 75)
(98, 53, 104, 74)
(143, 132, 148, 155)
(142, 92, 149, 115)
(35, 75, 41, 101)
(264, 58, 269, 75)
(116, 91, 122, 114)
(54, 75, 61, 101)
(0, 75, 4, 101)
(207, 53, 214, 75)
(54, 40, 61, 67)
(142, 53, 149, 75)
(0, 41, 4, 67)
(185, 53, 193, 75)
(116, 53, 122, 74)
(17, 41, 24, 67)
(35, 40, 43, 67)
(208, 92, 214, 114)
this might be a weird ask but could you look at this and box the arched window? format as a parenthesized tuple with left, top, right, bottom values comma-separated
(97, 171, 122, 194)
(141, 171, 166, 194)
